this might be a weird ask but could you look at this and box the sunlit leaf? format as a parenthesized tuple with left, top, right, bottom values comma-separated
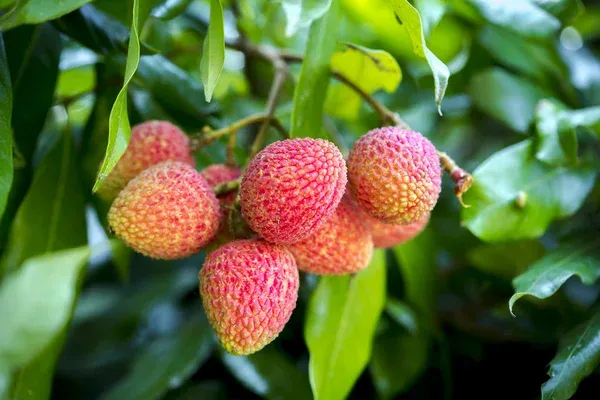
(326, 43, 401, 120)
(0, 246, 90, 371)
(92, 0, 145, 193)
(305, 249, 386, 400)
(467, 0, 560, 39)
(541, 310, 600, 400)
(509, 238, 600, 315)
(200, 0, 224, 102)
(383, 0, 450, 114)
(0, 0, 93, 30)
(291, 0, 340, 138)
(278, 0, 332, 37)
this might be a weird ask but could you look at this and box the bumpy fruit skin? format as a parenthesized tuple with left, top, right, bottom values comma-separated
(98, 120, 195, 200)
(108, 161, 220, 259)
(199, 239, 299, 355)
(287, 198, 373, 275)
(240, 138, 347, 244)
(364, 212, 429, 248)
(348, 127, 441, 225)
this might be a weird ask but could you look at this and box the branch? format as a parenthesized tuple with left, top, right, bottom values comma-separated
(189, 113, 288, 152)
(226, 40, 474, 206)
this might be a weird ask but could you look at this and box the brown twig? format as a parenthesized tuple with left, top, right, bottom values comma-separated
(226, 129, 238, 167)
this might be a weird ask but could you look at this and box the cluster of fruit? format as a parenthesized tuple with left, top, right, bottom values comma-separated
(104, 120, 442, 355)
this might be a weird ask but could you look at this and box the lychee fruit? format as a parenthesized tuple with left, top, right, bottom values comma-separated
(199, 239, 299, 355)
(98, 120, 195, 200)
(240, 138, 347, 244)
(287, 198, 373, 275)
(347, 127, 441, 225)
(108, 161, 220, 259)
(201, 164, 241, 206)
(364, 212, 429, 248)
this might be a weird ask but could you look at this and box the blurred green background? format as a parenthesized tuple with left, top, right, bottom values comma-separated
(0, 0, 599, 399)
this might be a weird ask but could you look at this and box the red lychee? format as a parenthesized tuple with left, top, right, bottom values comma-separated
(108, 161, 220, 259)
(287, 198, 373, 275)
(240, 138, 347, 244)
(98, 120, 195, 200)
(199, 239, 299, 355)
(201, 164, 241, 206)
(347, 127, 441, 225)
(364, 212, 429, 248)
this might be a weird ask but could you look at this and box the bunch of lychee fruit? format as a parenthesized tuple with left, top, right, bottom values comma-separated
(104, 120, 441, 355)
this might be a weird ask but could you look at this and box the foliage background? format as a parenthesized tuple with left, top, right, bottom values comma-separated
(0, 0, 600, 399)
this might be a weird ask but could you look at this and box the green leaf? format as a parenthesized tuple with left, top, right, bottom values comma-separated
(221, 346, 312, 400)
(413, 0, 446, 36)
(478, 25, 569, 83)
(305, 249, 386, 400)
(509, 238, 600, 315)
(0, 126, 87, 275)
(278, 0, 332, 37)
(290, 0, 340, 138)
(101, 313, 214, 400)
(466, 0, 560, 39)
(383, 0, 450, 114)
(0, 35, 13, 220)
(164, 382, 227, 400)
(535, 99, 578, 166)
(370, 230, 436, 399)
(127, 54, 218, 121)
(326, 43, 401, 120)
(467, 240, 546, 280)
(385, 298, 418, 334)
(541, 310, 600, 400)
(536, 101, 600, 165)
(199, 0, 224, 103)
(0, 0, 93, 30)
(92, 0, 144, 193)
(0, 246, 90, 371)
(462, 140, 597, 242)
(152, 0, 193, 20)
(470, 68, 551, 133)
(531, 0, 583, 22)
(4, 24, 61, 163)
(371, 330, 428, 400)
(56, 65, 95, 101)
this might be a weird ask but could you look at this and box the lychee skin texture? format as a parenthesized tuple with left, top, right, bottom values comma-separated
(347, 127, 441, 225)
(364, 212, 430, 249)
(199, 239, 299, 355)
(240, 138, 347, 244)
(108, 161, 220, 259)
(287, 198, 373, 275)
(98, 120, 195, 200)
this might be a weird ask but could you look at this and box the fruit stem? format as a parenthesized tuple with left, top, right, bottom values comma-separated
(226, 129, 238, 167)
(189, 113, 288, 152)
(437, 151, 473, 207)
(251, 48, 289, 158)
(214, 178, 241, 196)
